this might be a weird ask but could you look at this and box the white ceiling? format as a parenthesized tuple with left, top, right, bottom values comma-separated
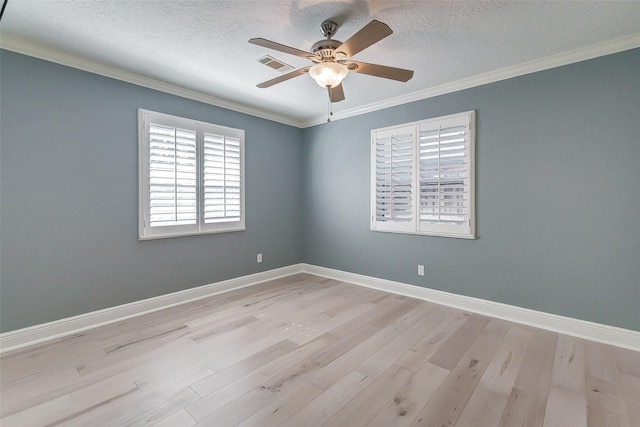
(2, 1, 640, 127)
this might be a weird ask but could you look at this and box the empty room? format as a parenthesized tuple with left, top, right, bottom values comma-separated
(1, 1, 639, 426)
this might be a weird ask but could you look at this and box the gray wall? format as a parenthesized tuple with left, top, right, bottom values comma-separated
(2, 48, 639, 333)
(301, 49, 640, 331)
(0, 51, 303, 332)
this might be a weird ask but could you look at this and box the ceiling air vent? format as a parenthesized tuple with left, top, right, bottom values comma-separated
(257, 55, 294, 73)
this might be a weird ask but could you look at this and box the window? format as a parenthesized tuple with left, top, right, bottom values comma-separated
(138, 109, 245, 239)
(371, 111, 475, 239)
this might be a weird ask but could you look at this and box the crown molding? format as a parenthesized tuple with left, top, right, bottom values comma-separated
(302, 32, 640, 127)
(2, 32, 639, 129)
(0, 35, 305, 128)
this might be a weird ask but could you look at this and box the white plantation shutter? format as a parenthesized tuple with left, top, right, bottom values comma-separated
(203, 133, 241, 224)
(418, 114, 473, 237)
(371, 111, 475, 239)
(139, 110, 244, 239)
(373, 126, 416, 232)
(148, 124, 198, 227)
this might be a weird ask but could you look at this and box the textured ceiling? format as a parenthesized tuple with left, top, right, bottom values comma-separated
(2, 1, 640, 126)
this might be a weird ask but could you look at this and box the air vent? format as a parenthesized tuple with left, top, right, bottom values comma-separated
(257, 55, 294, 73)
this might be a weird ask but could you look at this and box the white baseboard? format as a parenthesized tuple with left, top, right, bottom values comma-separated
(300, 264, 640, 352)
(0, 265, 303, 353)
(2, 263, 638, 353)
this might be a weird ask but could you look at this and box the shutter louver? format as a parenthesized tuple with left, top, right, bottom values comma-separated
(419, 124, 468, 225)
(204, 133, 241, 223)
(148, 124, 197, 227)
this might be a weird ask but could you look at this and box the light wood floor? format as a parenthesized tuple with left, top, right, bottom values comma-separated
(1, 273, 639, 426)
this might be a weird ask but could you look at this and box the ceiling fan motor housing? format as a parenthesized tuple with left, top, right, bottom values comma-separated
(311, 39, 342, 60)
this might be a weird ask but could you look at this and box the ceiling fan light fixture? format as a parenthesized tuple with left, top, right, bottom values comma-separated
(309, 62, 348, 88)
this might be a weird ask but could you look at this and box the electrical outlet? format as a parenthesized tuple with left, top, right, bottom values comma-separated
(257, 253, 263, 263)
(418, 265, 425, 276)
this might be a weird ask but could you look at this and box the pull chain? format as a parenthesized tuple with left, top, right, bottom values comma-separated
(327, 95, 334, 123)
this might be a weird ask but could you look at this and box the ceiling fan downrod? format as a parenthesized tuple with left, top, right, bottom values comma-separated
(311, 21, 342, 59)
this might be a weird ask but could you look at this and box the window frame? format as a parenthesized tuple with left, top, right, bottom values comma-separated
(370, 110, 476, 239)
(138, 109, 245, 240)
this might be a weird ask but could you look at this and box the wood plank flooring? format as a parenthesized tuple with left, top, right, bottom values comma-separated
(1, 273, 639, 426)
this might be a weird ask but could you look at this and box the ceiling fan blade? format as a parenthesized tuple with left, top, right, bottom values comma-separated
(328, 84, 345, 103)
(335, 20, 393, 58)
(249, 38, 315, 60)
(347, 61, 414, 82)
(256, 67, 309, 88)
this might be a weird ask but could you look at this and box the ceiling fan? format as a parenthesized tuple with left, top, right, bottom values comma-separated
(249, 19, 414, 104)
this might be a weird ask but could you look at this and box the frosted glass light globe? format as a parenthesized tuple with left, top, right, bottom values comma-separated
(309, 62, 349, 88)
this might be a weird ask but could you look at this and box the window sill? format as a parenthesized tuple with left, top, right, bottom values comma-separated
(370, 227, 476, 240)
(139, 226, 246, 241)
